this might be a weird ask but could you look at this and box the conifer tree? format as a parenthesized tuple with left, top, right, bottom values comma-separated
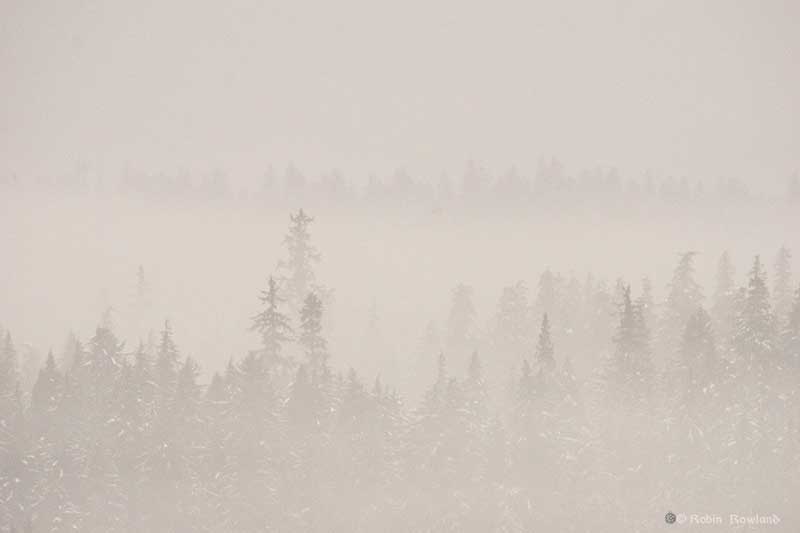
(535, 313, 555, 372)
(733, 256, 776, 367)
(278, 209, 322, 312)
(660, 252, 703, 355)
(251, 275, 294, 370)
(773, 246, 793, 321)
(299, 292, 327, 376)
(85, 324, 124, 414)
(132, 340, 155, 411)
(609, 285, 652, 404)
(30, 351, 61, 431)
(155, 320, 180, 402)
(174, 357, 203, 421)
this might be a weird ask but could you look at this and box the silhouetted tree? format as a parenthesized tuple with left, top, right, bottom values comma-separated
(733, 256, 776, 368)
(278, 209, 322, 312)
(251, 275, 294, 371)
(535, 313, 555, 372)
(660, 252, 703, 356)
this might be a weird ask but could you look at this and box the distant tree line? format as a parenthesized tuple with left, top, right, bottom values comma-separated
(2, 161, 799, 211)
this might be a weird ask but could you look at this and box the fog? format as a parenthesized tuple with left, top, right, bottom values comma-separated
(2, 0, 800, 531)
(2, 0, 799, 185)
(2, 187, 798, 385)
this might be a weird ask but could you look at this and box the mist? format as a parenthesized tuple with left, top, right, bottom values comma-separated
(2, 0, 800, 531)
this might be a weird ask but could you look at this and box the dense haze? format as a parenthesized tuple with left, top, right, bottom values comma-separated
(2, 0, 800, 184)
(2, 0, 800, 531)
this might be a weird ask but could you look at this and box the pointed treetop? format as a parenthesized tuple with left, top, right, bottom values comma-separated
(536, 313, 555, 371)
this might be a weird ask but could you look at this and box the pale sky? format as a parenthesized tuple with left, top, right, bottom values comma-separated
(2, 0, 798, 188)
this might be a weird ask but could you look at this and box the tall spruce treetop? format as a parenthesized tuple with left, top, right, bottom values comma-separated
(30, 351, 62, 425)
(132, 340, 154, 407)
(609, 285, 652, 403)
(278, 209, 321, 312)
(299, 292, 327, 376)
(661, 252, 703, 354)
(535, 313, 555, 372)
(733, 256, 776, 367)
(155, 320, 180, 399)
(773, 246, 793, 321)
(87, 324, 124, 379)
(251, 275, 294, 369)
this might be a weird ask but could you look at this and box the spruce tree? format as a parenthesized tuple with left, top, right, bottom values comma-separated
(85, 324, 124, 415)
(298, 292, 327, 376)
(30, 351, 62, 430)
(609, 285, 652, 404)
(155, 320, 180, 402)
(660, 252, 703, 356)
(733, 256, 776, 368)
(278, 209, 322, 313)
(773, 246, 793, 322)
(132, 340, 155, 410)
(637, 277, 656, 335)
(535, 313, 556, 372)
(251, 275, 294, 370)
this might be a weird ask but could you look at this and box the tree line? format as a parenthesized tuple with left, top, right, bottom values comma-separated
(3, 161, 799, 210)
(1, 210, 798, 532)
